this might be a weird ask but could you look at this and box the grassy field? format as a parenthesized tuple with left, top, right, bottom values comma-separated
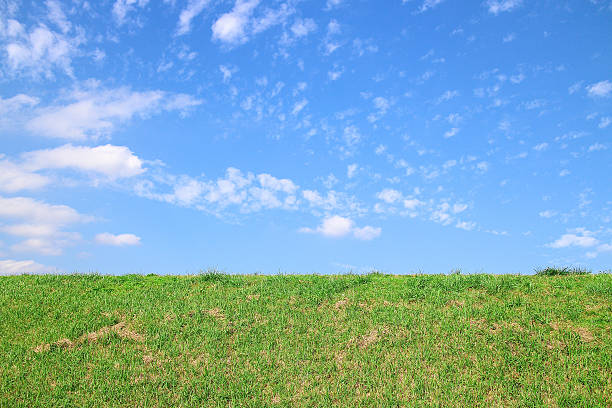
(1, 273, 611, 407)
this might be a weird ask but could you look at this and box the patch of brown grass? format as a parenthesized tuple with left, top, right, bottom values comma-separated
(446, 299, 466, 308)
(575, 327, 594, 343)
(354, 327, 390, 349)
(334, 298, 349, 309)
(549, 321, 596, 343)
(205, 308, 225, 320)
(33, 321, 144, 353)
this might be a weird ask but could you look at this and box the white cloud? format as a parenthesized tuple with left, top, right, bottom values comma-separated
(597, 243, 612, 253)
(486, 0, 522, 14)
(588, 143, 606, 152)
(523, 99, 546, 110)
(22, 144, 146, 179)
(547, 230, 598, 249)
(27, 85, 201, 140)
(0, 196, 90, 226)
(291, 99, 308, 115)
(533, 142, 548, 151)
(327, 19, 341, 35)
(322, 19, 342, 54)
(437, 90, 459, 103)
(4, 18, 25, 37)
(250, 2, 295, 35)
(325, 0, 343, 9)
(0, 259, 55, 275)
(0, 94, 39, 115)
(300, 215, 380, 240)
(353, 225, 382, 240)
(136, 167, 299, 215)
(446, 113, 462, 125)
(176, 0, 210, 35)
(290, 18, 316, 38)
(568, 81, 584, 94)
(403, 198, 423, 210)
(45, 0, 71, 33)
(376, 188, 402, 204)
(375, 145, 386, 155)
(202, 168, 252, 206)
(444, 127, 459, 138)
(211, 0, 260, 45)
(418, 0, 446, 13)
(430, 204, 452, 225)
(257, 173, 298, 194)
(0, 160, 50, 192)
(476, 161, 489, 172)
(0, 196, 91, 255)
(343, 125, 361, 147)
(598, 116, 611, 128)
(508, 151, 528, 160)
(420, 49, 434, 60)
(510, 73, 525, 84)
(503, 33, 516, 42)
(456, 221, 476, 231)
(328, 67, 344, 80)
(2, 224, 59, 237)
(324, 41, 341, 55)
(539, 210, 556, 218)
(314, 215, 353, 237)
(113, 0, 150, 25)
(0, 144, 144, 192)
(352, 38, 378, 56)
(367, 97, 391, 122)
(10, 236, 78, 256)
(443, 159, 457, 170)
(3, 21, 82, 78)
(587, 242, 612, 259)
(452, 203, 468, 213)
(219, 64, 238, 82)
(586, 80, 612, 97)
(95, 233, 141, 246)
(347, 164, 358, 179)
(301, 190, 364, 216)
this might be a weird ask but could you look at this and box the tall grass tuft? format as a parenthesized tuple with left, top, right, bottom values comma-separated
(535, 266, 591, 276)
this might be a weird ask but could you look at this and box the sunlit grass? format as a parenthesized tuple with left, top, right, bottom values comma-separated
(1, 272, 610, 407)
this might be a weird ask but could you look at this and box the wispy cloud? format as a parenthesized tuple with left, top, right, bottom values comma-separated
(587, 80, 612, 97)
(26, 84, 201, 140)
(547, 229, 598, 249)
(176, 0, 211, 35)
(113, 0, 150, 25)
(0, 259, 56, 275)
(0, 196, 92, 255)
(486, 0, 522, 15)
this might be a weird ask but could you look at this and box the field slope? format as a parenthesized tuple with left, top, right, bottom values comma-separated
(1, 273, 611, 407)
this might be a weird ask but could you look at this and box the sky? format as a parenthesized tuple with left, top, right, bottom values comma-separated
(0, 0, 611, 275)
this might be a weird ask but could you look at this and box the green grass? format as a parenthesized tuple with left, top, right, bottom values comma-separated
(534, 266, 591, 276)
(1, 273, 611, 407)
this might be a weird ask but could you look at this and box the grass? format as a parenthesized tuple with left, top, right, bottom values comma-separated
(1, 272, 611, 407)
(535, 266, 591, 276)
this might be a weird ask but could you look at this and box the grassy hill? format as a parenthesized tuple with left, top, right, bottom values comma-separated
(1, 273, 611, 407)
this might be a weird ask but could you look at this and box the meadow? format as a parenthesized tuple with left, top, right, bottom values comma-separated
(0, 272, 610, 407)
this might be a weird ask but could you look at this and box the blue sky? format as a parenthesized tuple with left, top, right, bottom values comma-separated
(0, 0, 611, 275)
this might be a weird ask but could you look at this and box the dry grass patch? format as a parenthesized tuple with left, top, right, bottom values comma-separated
(33, 321, 144, 353)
